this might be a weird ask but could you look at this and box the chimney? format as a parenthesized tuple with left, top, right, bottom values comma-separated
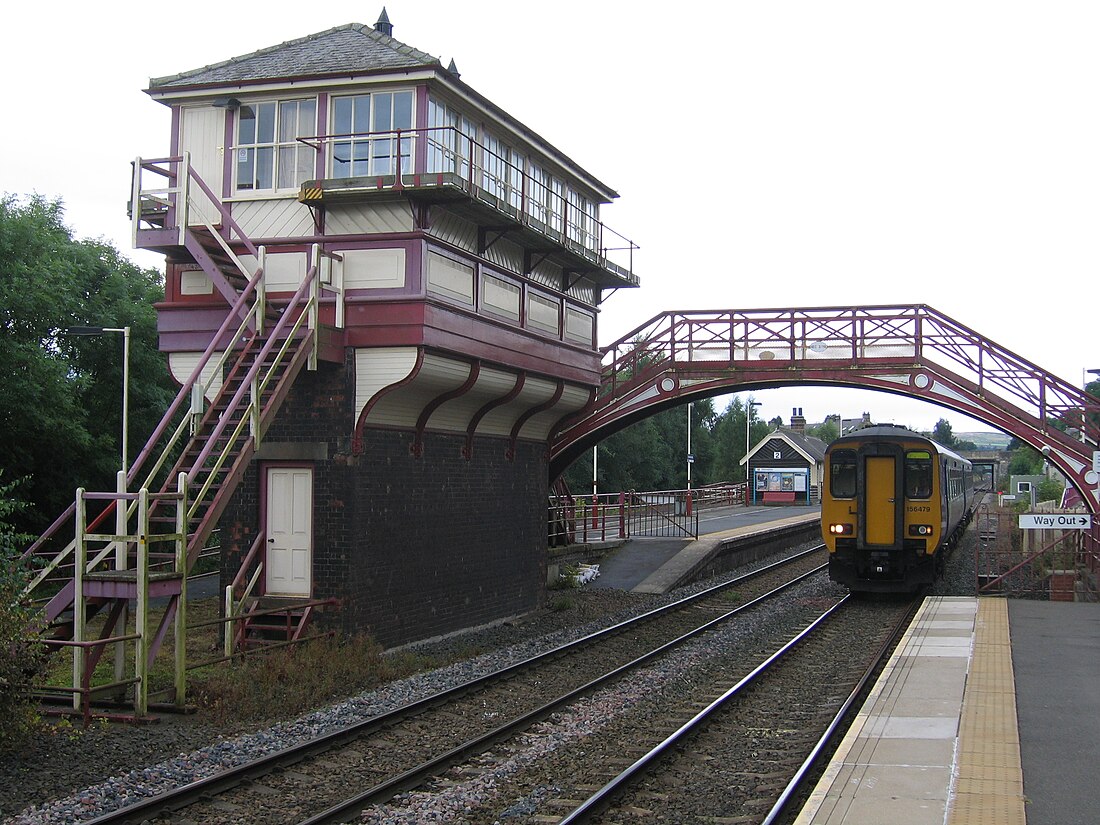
(375, 7, 393, 36)
(791, 407, 806, 433)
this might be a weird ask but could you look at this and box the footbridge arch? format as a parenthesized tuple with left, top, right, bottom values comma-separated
(550, 305, 1100, 513)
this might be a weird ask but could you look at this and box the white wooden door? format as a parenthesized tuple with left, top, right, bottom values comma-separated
(179, 106, 225, 227)
(265, 467, 312, 596)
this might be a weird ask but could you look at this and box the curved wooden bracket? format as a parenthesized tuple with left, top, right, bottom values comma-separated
(463, 372, 527, 460)
(351, 348, 425, 455)
(411, 360, 481, 458)
(507, 380, 564, 461)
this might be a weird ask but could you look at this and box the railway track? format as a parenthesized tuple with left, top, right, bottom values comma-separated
(555, 594, 920, 824)
(86, 545, 828, 825)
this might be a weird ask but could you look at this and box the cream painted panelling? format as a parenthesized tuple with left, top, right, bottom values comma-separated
(427, 253, 474, 305)
(239, 251, 307, 292)
(180, 269, 214, 295)
(359, 351, 472, 430)
(343, 248, 406, 290)
(565, 307, 594, 344)
(429, 211, 478, 255)
(527, 293, 560, 334)
(168, 352, 224, 401)
(481, 273, 520, 320)
(355, 347, 420, 419)
(232, 198, 314, 239)
(425, 365, 517, 433)
(477, 375, 559, 437)
(325, 202, 415, 235)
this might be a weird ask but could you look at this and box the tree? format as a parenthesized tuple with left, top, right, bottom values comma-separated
(0, 195, 175, 535)
(0, 473, 46, 748)
(561, 398, 721, 493)
(931, 418, 977, 451)
(710, 396, 769, 483)
(806, 415, 840, 444)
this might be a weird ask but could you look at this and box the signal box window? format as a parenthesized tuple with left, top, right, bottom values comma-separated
(905, 451, 933, 499)
(236, 99, 317, 192)
(830, 450, 857, 498)
(332, 91, 414, 178)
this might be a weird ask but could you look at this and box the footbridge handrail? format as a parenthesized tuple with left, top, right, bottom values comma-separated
(598, 304, 1099, 445)
(552, 305, 1099, 511)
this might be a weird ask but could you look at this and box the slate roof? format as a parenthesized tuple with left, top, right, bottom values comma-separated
(743, 428, 828, 465)
(149, 23, 443, 90)
(779, 428, 828, 461)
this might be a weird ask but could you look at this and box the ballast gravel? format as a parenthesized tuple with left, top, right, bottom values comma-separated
(0, 562, 750, 824)
(1, 535, 975, 825)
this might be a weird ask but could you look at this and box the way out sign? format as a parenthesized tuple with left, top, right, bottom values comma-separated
(1018, 514, 1092, 530)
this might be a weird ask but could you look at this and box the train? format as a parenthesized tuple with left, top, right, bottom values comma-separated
(821, 424, 980, 592)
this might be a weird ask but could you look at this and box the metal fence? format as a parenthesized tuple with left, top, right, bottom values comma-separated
(975, 499, 1099, 600)
(548, 483, 746, 546)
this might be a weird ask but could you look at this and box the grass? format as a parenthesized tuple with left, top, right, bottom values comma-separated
(37, 597, 454, 728)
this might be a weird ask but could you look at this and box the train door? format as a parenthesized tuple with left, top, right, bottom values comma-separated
(860, 444, 903, 549)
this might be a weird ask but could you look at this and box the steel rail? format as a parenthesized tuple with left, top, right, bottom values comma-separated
(83, 545, 826, 825)
(296, 562, 828, 825)
(557, 593, 853, 825)
(759, 594, 923, 825)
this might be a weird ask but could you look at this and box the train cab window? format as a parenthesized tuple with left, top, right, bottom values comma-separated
(904, 451, 933, 499)
(830, 450, 857, 498)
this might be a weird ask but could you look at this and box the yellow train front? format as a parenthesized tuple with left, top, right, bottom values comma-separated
(821, 425, 974, 592)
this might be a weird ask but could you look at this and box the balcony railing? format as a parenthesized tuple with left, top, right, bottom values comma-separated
(296, 126, 638, 282)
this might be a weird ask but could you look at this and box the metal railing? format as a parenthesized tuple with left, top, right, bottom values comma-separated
(24, 160, 326, 611)
(975, 500, 1098, 599)
(296, 125, 638, 280)
(547, 485, 753, 546)
(598, 306, 1100, 447)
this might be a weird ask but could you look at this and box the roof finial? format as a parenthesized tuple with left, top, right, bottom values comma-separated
(447, 58, 461, 78)
(375, 7, 393, 36)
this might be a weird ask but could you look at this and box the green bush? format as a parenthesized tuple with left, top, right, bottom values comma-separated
(0, 476, 47, 750)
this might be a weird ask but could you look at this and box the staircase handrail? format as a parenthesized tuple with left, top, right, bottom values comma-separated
(182, 160, 262, 260)
(23, 160, 270, 579)
(183, 262, 318, 522)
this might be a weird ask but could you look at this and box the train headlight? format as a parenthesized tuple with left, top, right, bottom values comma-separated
(908, 524, 933, 536)
(829, 523, 853, 535)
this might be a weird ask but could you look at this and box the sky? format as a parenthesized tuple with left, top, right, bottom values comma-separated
(4, 1, 1098, 435)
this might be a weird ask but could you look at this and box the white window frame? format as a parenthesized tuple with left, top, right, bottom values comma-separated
(234, 97, 317, 195)
(330, 89, 415, 179)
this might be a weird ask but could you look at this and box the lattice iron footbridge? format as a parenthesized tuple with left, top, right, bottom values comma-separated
(550, 305, 1100, 515)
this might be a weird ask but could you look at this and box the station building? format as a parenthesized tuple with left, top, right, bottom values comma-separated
(135, 11, 637, 647)
(741, 409, 827, 505)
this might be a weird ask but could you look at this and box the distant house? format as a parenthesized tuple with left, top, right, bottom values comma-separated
(740, 409, 827, 505)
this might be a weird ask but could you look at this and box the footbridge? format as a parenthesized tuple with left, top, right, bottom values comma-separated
(550, 304, 1100, 512)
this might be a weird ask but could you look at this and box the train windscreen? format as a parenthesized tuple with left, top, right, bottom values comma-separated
(904, 451, 933, 499)
(830, 450, 857, 497)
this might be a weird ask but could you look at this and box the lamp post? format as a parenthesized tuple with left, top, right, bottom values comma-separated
(65, 326, 131, 482)
(64, 325, 131, 685)
(746, 400, 762, 505)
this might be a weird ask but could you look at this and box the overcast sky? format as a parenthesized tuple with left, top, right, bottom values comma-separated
(4, 1, 1097, 434)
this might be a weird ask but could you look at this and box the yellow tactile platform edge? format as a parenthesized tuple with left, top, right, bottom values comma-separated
(946, 598, 1027, 825)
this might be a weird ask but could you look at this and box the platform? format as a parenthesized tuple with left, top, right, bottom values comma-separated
(794, 596, 1100, 825)
(590, 506, 820, 593)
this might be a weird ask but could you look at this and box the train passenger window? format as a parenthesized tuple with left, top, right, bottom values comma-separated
(905, 451, 933, 499)
(830, 450, 857, 498)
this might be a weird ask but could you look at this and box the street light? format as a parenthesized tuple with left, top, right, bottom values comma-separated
(63, 325, 132, 683)
(64, 326, 131, 483)
(746, 400, 762, 503)
(686, 401, 694, 493)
